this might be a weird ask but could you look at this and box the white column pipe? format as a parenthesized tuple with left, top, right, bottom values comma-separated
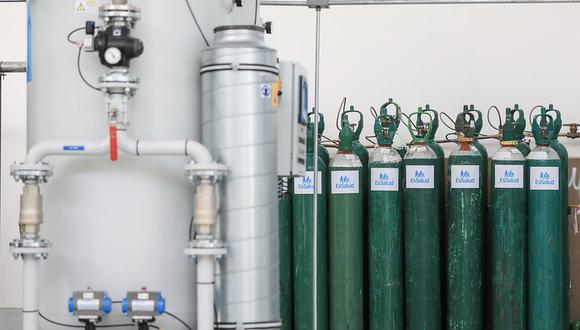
(22, 255, 39, 330)
(24, 139, 110, 165)
(116, 130, 213, 164)
(197, 255, 215, 330)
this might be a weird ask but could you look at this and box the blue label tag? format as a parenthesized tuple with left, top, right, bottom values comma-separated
(63, 145, 85, 151)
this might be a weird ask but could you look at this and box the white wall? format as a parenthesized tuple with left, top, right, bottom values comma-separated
(0, 3, 27, 308)
(261, 4, 580, 157)
(4, 0, 580, 309)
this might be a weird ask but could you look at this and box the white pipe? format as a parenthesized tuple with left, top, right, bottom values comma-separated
(197, 255, 215, 330)
(22, 255, 39, 330)
(24, 139, 109, 165)
(117, 130, 213, 164)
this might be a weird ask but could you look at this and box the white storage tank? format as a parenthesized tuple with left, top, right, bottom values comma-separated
(25, 0, 258, 328)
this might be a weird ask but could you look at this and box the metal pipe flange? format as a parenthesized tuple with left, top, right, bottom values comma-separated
(10, 162, 53, 183)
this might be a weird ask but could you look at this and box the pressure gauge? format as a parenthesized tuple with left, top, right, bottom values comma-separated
(104, 47, 122, 65)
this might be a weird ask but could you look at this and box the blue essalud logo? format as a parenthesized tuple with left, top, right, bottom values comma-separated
(336, 175, 355, 189)
(455, 169, 475, 184)
(297, 175, 314, 190)
(499, 169, 519, 184)
(534, 171, 555, 185)
(410, 170, 430, 184)
(375, 172, 395, 186)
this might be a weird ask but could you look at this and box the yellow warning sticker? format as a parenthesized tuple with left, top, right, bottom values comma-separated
(272, 79, 281, 107)
(75, 0, 98, 13)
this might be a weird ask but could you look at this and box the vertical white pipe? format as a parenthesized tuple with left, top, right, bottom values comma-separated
(22, 255, 39, 330)
(312, 7, 322, 330)
(197, 255, 215, 330)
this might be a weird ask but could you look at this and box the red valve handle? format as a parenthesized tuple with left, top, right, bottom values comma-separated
(109, 126, 118, 161)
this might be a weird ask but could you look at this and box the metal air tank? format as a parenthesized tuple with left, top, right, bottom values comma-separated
(446, 112, 484, 329)
(490, 108, 527, 329)
(527, 113, 563, 329)
(292, 120, 328, 330)
(328, 116, 364, 330)
(403, 110, 441, 329)
(200, 25, 281, 327)
(368, 114, 403, 330)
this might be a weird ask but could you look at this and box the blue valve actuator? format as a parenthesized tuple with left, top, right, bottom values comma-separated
(68, 297, 74, 313)
(121, 297, 129, 314)
(67, 292, 112, 314)
(155, 293, 166, 315)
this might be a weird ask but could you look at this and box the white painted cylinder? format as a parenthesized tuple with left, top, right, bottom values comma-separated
(22, 255, 39, 330)
(26, 1, 258, 329)
(197, 255, 215, 330)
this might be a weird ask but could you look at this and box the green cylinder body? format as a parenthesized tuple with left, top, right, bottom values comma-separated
(403, 143, 441, 329)
(551, 139, 569, 328)
(279, 178, 293, 330)
(292, 154, 329, 330)
(368, 146, 403, 330)
(447, 142, 484, 329)
(329, 152, 364, 330)
(527, 146, 563, 329)
(490, 145, 527, 329)
(571, 320, 580, 330)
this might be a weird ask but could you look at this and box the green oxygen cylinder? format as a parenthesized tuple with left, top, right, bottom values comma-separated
(368, 114, 403, 330)
(464, 104, 489, 329)
(543, 105, 570, 329)
(379, 98, 407, 158)
(309, 111, 330, 165)
(527, 112, 563, 329)
(513, 104, 531, 157)
(292, 121, 328, 330)
(329, 115, 364, 330)
(279, 177, 293, 330)
(403, 111, 441, 329)
(417, 105, 446, 327)
(341, 106, 369, 328)
(447, 112, 484, 329)
(490, 107, 527, 329)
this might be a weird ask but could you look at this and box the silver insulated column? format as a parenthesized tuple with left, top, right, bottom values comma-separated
(200, 26, 280, 328)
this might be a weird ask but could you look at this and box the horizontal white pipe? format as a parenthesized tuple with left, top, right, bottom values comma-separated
(24, 132, 213, 165)
(22, 255, 38, 330)
(24, 139, 109, 165)
(117, 130, 213, 164)
(197, 255, 215, 330)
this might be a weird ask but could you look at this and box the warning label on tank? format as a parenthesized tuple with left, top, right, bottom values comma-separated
(451, 165, 480, 189)
(530, 167, 559, 190)
(370, 168, 399, 191)
(405, 165, 434, 189)
(294, 171, 323, 195)
(494, 164, 524, 189)
(331, 170, 359, 194)
(74, 0, 98, 13)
